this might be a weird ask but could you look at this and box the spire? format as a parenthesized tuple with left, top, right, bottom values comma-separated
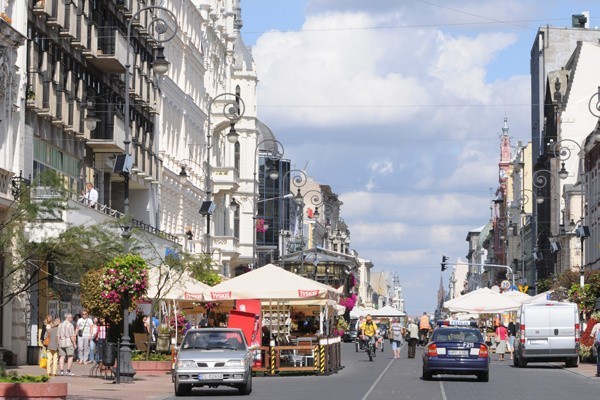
(502, 116, 509, 136)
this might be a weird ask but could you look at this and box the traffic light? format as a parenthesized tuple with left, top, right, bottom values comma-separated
(441, 256, 449, 271)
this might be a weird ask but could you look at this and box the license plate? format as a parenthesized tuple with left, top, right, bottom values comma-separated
(198, 373, 223, 380)
(529, 339, 547, 345)
(448, 350, 468, 357)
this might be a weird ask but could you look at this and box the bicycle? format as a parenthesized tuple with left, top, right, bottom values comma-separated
(364, 335, 376, 361)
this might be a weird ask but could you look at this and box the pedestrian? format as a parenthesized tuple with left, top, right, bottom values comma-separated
(40, 314, 53, 348)
(591, 320, 600, 377)
(81, 182, 98, 207)
(507, 318, 517, 360)
(58, 313, 76, 376)
(89, 317, 99, 363)
(389, 318, 404, 359)
(76, 310, 94, 364)
(45, 317, 60, 376)
(495, 321, 509, 361)
(407, 318, 419, 358)
(95, 317, 108, 366)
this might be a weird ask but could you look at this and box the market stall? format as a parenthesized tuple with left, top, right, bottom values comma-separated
(205, 264, 343, 375)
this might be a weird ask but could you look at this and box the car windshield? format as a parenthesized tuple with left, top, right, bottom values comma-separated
(434, 329, 482, 343)
(181, 331, 245, 350)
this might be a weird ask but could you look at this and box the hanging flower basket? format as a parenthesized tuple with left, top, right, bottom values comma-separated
(99, 254, 149, 308)
(255, 218, 267, 233)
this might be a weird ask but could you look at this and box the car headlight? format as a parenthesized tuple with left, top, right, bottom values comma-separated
(225, 359, 244, 367)
(176, 360, 197, 368)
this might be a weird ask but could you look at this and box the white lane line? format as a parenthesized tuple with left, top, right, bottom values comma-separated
(439, 380, 448, 400)
(360, 359, 395, 400)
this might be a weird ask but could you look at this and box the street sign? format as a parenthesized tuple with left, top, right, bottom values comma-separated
(518, 285, 529, 293)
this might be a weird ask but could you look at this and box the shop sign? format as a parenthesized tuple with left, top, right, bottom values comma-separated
(298, 289, 319, 298)
(209, 291, 232, 300)
(184, 292, 203, 300)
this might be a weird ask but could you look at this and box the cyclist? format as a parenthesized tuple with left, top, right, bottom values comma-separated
(418, 312, 432, 345)
(359, 315, 378, 354)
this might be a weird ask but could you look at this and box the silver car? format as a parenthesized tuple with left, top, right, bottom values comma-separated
(173, 328, 253, 396)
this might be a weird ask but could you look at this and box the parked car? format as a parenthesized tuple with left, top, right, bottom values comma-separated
(422, 320, 490, 382)
(342, 318, 359, 343)
(513, 301, 580, 368)
(172, 328, 253, 396)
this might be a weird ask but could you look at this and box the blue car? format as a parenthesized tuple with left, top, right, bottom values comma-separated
(422, 321, 490, 382)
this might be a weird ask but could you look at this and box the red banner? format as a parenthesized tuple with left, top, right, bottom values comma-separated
(209, 291, 232, 300)
(298, 289, 320, 298)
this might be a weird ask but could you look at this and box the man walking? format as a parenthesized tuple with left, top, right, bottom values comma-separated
(58, 313, 76, 376)
(76, 310, 94, 364)
(407, 318, 419, 358)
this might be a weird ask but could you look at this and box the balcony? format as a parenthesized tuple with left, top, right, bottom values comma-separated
(211, 166, 239, 194)
(86, 28, 128, 74)
(211, 235, 240, 258)
(86, 114, 126, 152)
(24, 190, 178, 257)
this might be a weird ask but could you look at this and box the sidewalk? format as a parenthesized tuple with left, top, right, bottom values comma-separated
(7, 362, 174, 400)
(553, 360, 600, 380)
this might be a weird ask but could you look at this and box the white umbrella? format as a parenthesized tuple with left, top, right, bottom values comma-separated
(446, 289, 521, 313)
(523, 290, 554, 304)
(146, 267, 210, 301)
(502, 290, 531, 304)
(369, 305, 406, 317)
(443, 287, 493, 309)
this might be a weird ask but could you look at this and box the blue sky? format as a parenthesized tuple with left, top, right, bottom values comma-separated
(239, 0, 600, 316)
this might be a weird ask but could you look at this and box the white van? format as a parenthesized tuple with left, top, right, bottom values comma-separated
(514, 301, 580, 368)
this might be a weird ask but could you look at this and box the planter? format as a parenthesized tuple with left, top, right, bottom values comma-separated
(0, 382, 67, 399)
(156, 334, 171, 353)
(131, 360, 172, 375)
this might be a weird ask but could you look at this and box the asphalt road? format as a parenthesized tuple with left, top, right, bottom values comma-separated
(163, 342, 599, 400)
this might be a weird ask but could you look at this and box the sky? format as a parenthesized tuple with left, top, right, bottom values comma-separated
(239, 0, 600, 316)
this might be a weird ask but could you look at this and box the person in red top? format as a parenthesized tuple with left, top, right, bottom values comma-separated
(495, 321, 509, 361)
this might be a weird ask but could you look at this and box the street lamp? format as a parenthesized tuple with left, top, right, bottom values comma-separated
(205, 92, 244, 256)
(177, 159, 205, 185)
(283, 169, 323, 276)
(118, 4, 178, 384)
(252, 138, 284, 268)
(549, 138, 588, 277)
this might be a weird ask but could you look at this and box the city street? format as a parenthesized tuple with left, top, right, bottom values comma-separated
(162, 343, 599, 400)
(13, 342, 599, 400)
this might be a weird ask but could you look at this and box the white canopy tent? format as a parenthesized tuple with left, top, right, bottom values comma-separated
(444, 288, 521, 313)
(205, 264, 338, 301)
(145, 267, 212, 344)
(501, 290, 531, 304)
(369, 305, 406, 318)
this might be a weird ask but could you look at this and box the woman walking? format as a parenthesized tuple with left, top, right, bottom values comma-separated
(495, 321, 509, 361)
(389, 318, 404, 359)
(45, 317, 60, 376)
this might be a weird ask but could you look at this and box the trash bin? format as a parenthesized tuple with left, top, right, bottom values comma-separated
(103, 342, 117, 367)
(27, 346, 40, 365)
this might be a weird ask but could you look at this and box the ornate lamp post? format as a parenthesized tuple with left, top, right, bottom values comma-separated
(283, 170, 323, 276)
(117, 4, 178, 384)
(204, 92, 244, 255)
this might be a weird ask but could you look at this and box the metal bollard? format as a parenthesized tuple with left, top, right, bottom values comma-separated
(269, 345, 276, 375)
(313, 345, 320, 374)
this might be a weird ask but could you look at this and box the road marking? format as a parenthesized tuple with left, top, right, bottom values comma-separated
(360, 359, 394, 400)
(439, 380, 448, 400)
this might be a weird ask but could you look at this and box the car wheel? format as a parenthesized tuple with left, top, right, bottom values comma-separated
(174, 382, 191, 397)
(516, 355, 527, 368)
(477, 371, 489, 382)
(565, 357, 578, 368)
(238, 374, 252, 395)
(422, 367, 432, 381)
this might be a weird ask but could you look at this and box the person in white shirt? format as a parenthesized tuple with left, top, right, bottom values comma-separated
(82, 183, 98, 207)
(76, 310, 94, 364)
